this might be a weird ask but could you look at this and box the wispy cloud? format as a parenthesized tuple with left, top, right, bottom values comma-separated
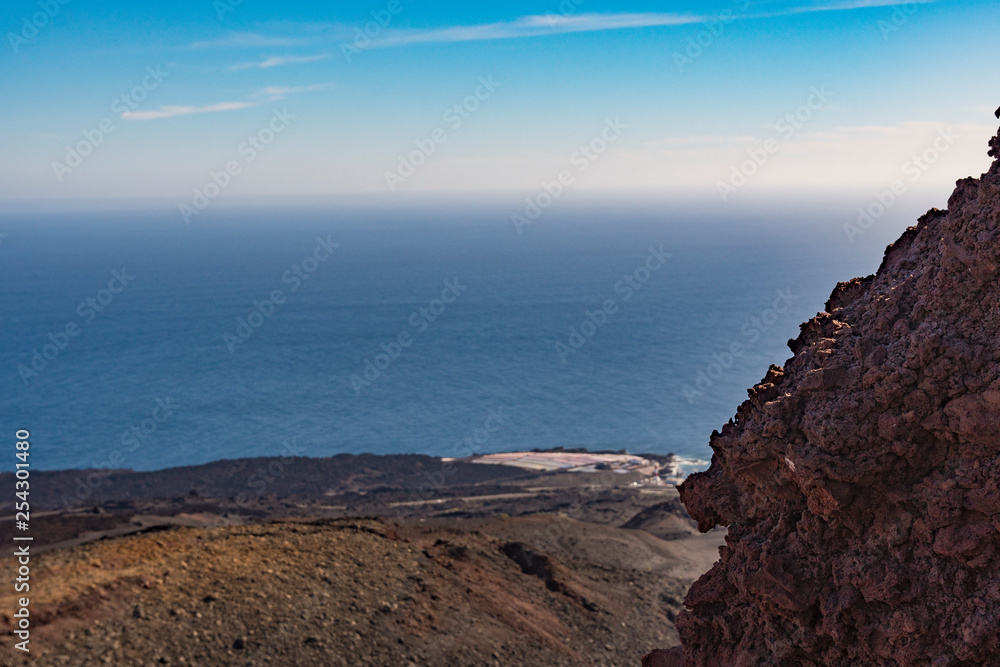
(122, 82, 334, 120)
(190, 2, 938, 52)
(373, 1, 938, 46)
(231, 54, 331, 70)
(121, 101, 257, 121)
(378, 13, 704, 46)
(253, 82, 335, 101)
(392, 2, 939, 45)
(791, 0, 933, 11)
(189, 32, 309, 49)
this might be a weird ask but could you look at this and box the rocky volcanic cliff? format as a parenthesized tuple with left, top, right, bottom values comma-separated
(649, 125, 1000, 666)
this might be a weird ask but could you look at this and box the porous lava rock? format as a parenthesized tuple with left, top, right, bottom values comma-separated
(655, 124, 1000, 665)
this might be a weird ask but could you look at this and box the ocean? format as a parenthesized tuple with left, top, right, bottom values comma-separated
(0, 197, 915, 472)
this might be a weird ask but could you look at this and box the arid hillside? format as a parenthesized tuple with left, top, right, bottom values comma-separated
(0, 457, 722, 666)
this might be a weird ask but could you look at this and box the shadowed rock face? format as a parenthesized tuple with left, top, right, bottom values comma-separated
(658, 125, 1000, 666)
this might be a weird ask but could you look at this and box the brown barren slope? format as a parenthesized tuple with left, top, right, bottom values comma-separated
(0, 485, 723, 666)
(0, 456, 723, 667)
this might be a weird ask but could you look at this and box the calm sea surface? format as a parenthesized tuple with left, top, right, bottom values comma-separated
(0, 199, 910, 471)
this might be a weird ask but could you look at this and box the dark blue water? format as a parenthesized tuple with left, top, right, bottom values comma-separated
(0, 198, 909, 471)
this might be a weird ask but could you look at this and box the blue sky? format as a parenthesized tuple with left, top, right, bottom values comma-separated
(1, 0, 998, 203)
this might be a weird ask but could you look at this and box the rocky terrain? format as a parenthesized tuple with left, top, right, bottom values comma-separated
(650, 125, 1000, 665)
(0, 454, 723, 666)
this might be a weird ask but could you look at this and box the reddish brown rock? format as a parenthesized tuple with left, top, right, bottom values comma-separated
(642, 647, 685, 667)
(662, 124, 1000, 665)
